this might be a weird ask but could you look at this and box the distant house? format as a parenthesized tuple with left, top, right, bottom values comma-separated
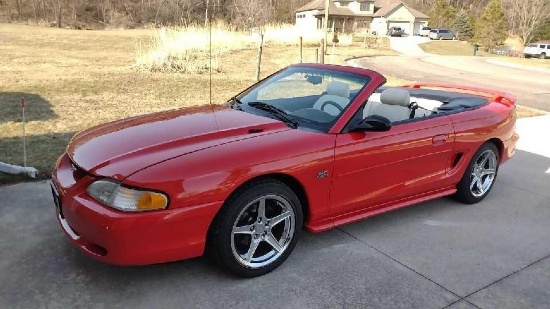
(295, 0, 429, 36)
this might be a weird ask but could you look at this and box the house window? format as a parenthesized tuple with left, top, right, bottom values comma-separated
(360, 2, 370, 11)
(340, 1, 349, 6)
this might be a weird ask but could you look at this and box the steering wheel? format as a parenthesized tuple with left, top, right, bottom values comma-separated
(320, 101, 344, 114)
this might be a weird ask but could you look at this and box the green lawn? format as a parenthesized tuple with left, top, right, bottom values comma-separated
(492, 57, 550, 70)
(419, 40, 492, 56)
(420, 40, 550, 71)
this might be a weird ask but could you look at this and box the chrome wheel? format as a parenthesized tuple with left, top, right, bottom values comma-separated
(469, 150, 497, 198)
(231, 195, 295, 269)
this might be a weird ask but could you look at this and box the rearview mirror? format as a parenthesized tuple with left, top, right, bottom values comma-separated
(351, 115, 391, 132)
(306, 75, 322, 85)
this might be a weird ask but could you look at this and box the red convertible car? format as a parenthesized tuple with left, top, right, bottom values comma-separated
(51, 64, 518, 277)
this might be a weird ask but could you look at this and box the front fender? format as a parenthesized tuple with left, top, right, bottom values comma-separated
(123, 129, 337, 226)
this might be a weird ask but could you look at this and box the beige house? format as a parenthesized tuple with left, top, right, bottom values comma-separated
(295, 0, 429, 36)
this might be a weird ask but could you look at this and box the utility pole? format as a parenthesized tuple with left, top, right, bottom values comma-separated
(205, 0, 209, 26)
(323, 0, 329, 54)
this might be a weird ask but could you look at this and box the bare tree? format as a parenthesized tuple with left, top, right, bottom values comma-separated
(231, 0, 274, 28)
(505, 0, 550, 44)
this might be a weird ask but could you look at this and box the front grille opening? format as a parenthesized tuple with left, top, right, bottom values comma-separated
(84, 243, 108, 256)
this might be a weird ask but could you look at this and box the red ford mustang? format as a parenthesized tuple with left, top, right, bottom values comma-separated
(51, 64, 518, 277)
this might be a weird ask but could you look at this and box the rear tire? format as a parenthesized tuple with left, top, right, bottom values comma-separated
(455, 143, 500, 204)
(540, 53, 546, 59)
(207, 179, 303, 277)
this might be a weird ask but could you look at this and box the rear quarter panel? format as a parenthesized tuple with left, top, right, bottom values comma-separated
(443, 102, 517, 186)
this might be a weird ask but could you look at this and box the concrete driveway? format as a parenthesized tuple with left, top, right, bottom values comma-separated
(1, 115, 549, 308)
(353, 55, 550, 111)
(388, 36, 430, 56)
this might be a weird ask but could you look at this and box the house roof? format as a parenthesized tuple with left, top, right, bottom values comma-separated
(373, 1, 429, 18)
(296, 0, 428, 19)
(295, 0, 356, 16)
(295, 0, 324, 13)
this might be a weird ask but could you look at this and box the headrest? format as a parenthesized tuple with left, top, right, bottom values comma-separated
(327, 81, 350, 98)
(380, 88, 410, 106)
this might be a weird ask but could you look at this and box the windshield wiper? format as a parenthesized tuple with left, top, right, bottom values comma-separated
(248, 101, 298, 129)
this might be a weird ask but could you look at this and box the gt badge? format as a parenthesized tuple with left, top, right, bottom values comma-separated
(317, 170, 329, 179)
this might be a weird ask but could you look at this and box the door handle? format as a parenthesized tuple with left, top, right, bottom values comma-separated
(432, 134, 447, 145)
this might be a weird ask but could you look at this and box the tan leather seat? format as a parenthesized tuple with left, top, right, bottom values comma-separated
(369, 88, 411, 122)
(362, 93, 382, 118)
(313, 81, 350, 116)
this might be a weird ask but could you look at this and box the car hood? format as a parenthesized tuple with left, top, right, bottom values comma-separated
(67, 107, 289, 180)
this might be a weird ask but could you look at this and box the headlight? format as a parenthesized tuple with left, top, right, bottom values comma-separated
(86, 180, 168, 212)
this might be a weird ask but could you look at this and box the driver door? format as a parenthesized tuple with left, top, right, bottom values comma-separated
(329, 115, 456, 218)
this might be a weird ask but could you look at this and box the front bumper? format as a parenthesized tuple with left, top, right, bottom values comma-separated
(51, 154, 223, 266)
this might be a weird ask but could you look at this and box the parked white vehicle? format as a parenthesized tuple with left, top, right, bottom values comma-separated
(523, 42, 550, 59)
(419, 26, 431, 37)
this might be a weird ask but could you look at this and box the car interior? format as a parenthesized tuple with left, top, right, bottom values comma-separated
(239, 71, 489, 132)
(304, 82, 491, 127)
(273, 81, 489, 127)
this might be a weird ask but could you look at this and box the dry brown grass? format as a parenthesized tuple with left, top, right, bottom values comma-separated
(135, 23, 357, 73)
(0, 23, 398, 184)
(516, 105, 547, 118)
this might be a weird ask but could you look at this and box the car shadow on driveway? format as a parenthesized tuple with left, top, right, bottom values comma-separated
(0, 150, 548, 309)
(0, 92, 56, 124)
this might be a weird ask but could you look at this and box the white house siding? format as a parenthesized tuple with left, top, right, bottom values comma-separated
(412, 20, 428, 35)
(371, 17, 386, 36)
(349, 0, 375, 15)
(384, 5, 415, 35)
(296, 11, 318, 31)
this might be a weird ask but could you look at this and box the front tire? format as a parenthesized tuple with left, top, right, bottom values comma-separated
(455, 143, 500, 204)
(540, 53, 546, 59)
(207, 179, 303, 277)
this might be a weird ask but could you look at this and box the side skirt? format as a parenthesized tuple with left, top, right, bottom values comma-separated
(305, 186, 457, 232)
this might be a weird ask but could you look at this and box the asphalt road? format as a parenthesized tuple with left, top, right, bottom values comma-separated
(1, 117, 549, 309)
(353, 55, 550, 111)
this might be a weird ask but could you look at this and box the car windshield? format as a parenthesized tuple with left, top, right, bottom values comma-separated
(236, 67, 371, 133)
(527, 43, 537, 47)
(430, 30, 437, 33)
(423, 27, 431, 30)
(440, 30, 450, 33)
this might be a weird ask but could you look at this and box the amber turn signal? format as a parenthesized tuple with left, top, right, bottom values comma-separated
(137, 192, 168, 210)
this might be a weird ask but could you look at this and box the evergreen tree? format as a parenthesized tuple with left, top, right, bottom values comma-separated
(453, 10, 474, 40)
(532, 21, 550, 42)
(474, 0, 508, 49)
(429, 0, 457, 28)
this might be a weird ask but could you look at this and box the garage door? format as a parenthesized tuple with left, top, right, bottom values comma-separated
(388, 21, 411, 35)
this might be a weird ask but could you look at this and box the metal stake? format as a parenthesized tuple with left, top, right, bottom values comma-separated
(21, 98, 27, 169)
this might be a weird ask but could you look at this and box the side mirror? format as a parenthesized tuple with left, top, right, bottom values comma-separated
(351, 115, 391, 132)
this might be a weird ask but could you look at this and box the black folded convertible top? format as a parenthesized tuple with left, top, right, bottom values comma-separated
(376, 87, 488, 112)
